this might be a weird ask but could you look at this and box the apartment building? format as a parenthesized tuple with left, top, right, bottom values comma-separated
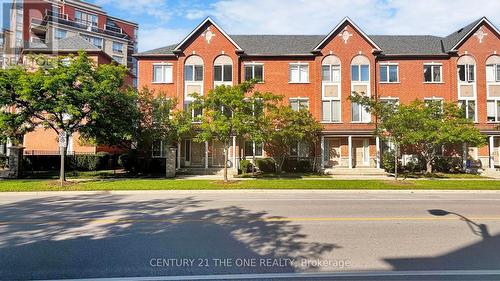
(1, 0, 138, 156)
(134, 16, 500, 173)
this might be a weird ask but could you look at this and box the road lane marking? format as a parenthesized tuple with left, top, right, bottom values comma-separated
(38, 269, 500, 281)
(2, 216, 500, 225)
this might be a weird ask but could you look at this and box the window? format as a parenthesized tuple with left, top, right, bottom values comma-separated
(380, 98, 399, 111)
(289, 63, 309, 83)
(153, 64, 173, 83)
(112, 55, 123, 64)
(184, 65, 203, 81)
(184, 101, 203, 122)
(322, 65, 340, 82)
(152, 140, 167, 157)
(290, 142, 309, 158)
(214, 65, 232, 82)
(322, 100, 341, 122)
(380, 64, 398, 83)
(244, 64, 263, 82)
(290, 98, 309, 111)
(458, 64, 475, 82)
(81, 34, 103, 49)
(486, 64, 500, 82)
(75, 10, 98, 27)
(112, 42, 123, 53)
(351, 102, 370, 122)
(459, 100, 476, 121)
(424, 64, 442, 82)
(244, 141, 263, 157)
(351, 65, 369, 82)
(424, 97, 444, 110)
(487, 100, 500, 122)
(54, 28, 67, 40)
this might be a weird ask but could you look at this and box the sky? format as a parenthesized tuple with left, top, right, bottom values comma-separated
(2, 0, 500, 52)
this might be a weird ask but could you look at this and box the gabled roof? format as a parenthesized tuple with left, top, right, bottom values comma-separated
(313, 17, 382, 51)
(173, 17, 243, 52)
(135, 17, 499, 57)
(443, 17, 500, 52)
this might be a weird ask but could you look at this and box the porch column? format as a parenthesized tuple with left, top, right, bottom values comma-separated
(320, 136, 325, 170)
(348, 136, 353, 169)
(205, 141, 209, 169)
(490, 136, 495, 169)
(232, 136, 237, 169)
(376, 136, 380, 169)
(177, 142, 181, 169)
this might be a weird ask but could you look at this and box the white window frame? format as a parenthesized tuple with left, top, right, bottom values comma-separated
(458, 99, 477, 122)
(112, 41, 123, 53)
(244, 63, 264, 83)
(54, 28, 67, 40)
(184, 101, 203, 124)
(289, 98, 309, 111)
(80, 34, 103, 49)
(213, 64, 233, 87)
(423, 63, 443, 83)
(289, 62, 309, 83)
(424, 96, 444, 107)
(184, 63, 204, 101)
(244, 141, 264, 158)
(75, 9, 98, 27)
(379, 97, 400, 107)
(379, 63, 399, 83)
(486, 64, 500, 100)
(152, 63, 173, 84)
(487, 100, 500, 123)
(351, 63, 371, 123)
(322, 63, 341, 123)
(112, 55, 124, 65)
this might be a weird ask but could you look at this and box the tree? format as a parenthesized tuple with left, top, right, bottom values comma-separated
(351, 93, 486, 174)
(135, 88, 193, 175)
(263, 106, 322, 174)
(6, 52, 137, 185)
(192, 81, 279, 182)
(0, 67, 35, 146)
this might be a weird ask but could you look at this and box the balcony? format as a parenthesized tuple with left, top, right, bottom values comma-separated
(30, 10, 129, 40)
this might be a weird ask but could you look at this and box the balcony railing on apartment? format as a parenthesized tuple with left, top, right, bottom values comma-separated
(31, 10, 129, 40)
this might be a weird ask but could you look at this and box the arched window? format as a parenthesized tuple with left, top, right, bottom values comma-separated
(184, 55, 204, 121)
(184, 55, 204, 82)
(486, 55, 500, 122)
(321, 55, 341, 122)
(351, 55, 370, 123)
(213, 55, 233, 85)
(457, 55, 476, 121)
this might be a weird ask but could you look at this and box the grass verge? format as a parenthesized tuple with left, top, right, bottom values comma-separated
(1, 178, 500, 192)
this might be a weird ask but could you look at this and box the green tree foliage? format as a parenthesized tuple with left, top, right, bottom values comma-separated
(2, 51, 138, 183)
(192, 81, 280, 182)
(263, 106, 322, 174)
(351, 93, 486, 173)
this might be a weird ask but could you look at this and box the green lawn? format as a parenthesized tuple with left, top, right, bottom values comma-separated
(1, 178, 500, 192)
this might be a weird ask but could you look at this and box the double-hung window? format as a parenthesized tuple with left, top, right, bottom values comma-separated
(290, 98, 309, 111)
(214, 64, 232, 83)
(487, 63, 500, 122)
(458, 64, 475, 83)
(244, 63, 263, 82)
(322, 64, 341, 122)
(289, 63, 309, 83)
(112, 41, 123, 53)
(459, 100, 476, 121)
(486, 64, 500, 83)
(54, 28, 67, 40)
(153, 64, 173, 83)
(185, 65, 204, 82)
(244, 141, 263, 157)
(380, 64, 399, 83)
(351, 62, 370, 122)
(424, 64, 442, 83)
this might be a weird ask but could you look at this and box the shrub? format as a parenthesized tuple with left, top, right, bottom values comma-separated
(70, 153, 110, 171)
(0, 155, 8, 169)
(239, 159, 252, 174)
(382, 150, 402, 173)
(256, 158, 276, 173)
(433, 157, 462, 173)
(282, 158, 312, 173)
(119, 150, 139, 172)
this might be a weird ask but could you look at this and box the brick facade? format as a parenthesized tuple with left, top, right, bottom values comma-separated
(135, 17, 500, 171)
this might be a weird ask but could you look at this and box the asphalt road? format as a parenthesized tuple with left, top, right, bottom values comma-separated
(1, 190, 500, 280)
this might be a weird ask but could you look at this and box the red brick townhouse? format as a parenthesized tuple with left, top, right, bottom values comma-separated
(134, 17, 500, 173)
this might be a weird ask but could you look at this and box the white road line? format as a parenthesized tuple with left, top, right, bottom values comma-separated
(210, 198, 500, 201)
(39, 270, 500, 281)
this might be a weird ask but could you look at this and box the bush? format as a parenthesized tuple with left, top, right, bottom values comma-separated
(239, 159, 253, 174)
(0, 155, 8, 169)
(282, 158, 312, 173)
(119, 150, 139, 172)
(433, 157, 462, 173)
(70, 153, 110, 171)
(382, 150, 402, 173)
(256, 158, 276, 173)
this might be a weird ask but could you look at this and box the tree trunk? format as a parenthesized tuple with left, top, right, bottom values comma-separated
(223, 144, 229, 182)
(394, 143, 398, 180)
(426, 160, 433, 174)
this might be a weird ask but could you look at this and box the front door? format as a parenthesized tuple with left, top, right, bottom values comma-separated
(212, 141, 225, 167)
(353, 138, 370, 167)
(327, 139, 341, 167)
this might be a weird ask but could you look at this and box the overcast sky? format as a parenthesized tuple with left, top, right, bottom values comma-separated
(2, 0, 500, 52)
